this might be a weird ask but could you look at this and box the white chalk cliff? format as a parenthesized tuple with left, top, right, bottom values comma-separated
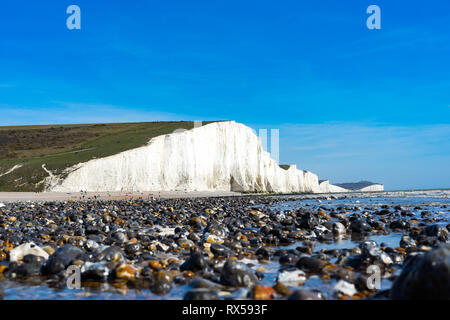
(45, 121, 379, 193)
(318, 180, 349, 193)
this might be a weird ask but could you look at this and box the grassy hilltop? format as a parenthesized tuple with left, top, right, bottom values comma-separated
(0, 121, 214, 192)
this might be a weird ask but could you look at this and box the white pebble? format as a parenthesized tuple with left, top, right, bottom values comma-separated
(277, 269, 306, 286)
(9, 242, 49, 262)
(333, 280, 357, 297)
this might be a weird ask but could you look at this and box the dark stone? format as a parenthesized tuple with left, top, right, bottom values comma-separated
(376, 209, 391, 216)
(210, 243, 231, 257)
(189, 278, 221, 289)
(295, 256, 326, 273)
(81, 262, 113, 281)
(255, 247, 270, 260)
(355, 274, 370, 291)
(424, 225, 447, 237)
(335, 267, 356, 283)
(390, 244, 450, 299)
(180, 252, 207, 272)
(269, 228, 283, 238)
(42, 245, 84, 275)
(187, 233, 201, 242)
(110, 232, 127, 245)
(188, 217, 204, 230)
(255, 270, 264, 281)
(22, 254, 43, 264)
(87, 234, 104, 243)
(332, 222, 346, 235)
(204, 221, 227, 238)
(400, 236, 416, 248)
(151, 280, 172, 295)
(124, 242, 141, 256)
(299, 212, 319, 230)
(369, 220, 385, 230)
(6, 260, 43, 278)
(389, 220, 410, 230)
(141, 266, 154, 279)
(279, 254, 294, 265)
(86, 225, 104, 235)
(359, 240, 378, 256)
(96, 246, 126, 263)
(287, 289, 326, 300)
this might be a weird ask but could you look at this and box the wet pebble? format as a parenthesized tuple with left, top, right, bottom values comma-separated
(390, 244, 450, 299)
(42, 245, 85, 275)
(220, 259, 258, 289)
(180, 252, 207, 273)
(184, 288, 219, 300)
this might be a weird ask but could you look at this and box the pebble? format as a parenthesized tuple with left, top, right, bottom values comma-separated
(180, 252, 207, 272)
(333, 280, 357, 297)
(220, 259, 258, 289)
(115, 263, 138, 280)
(81, 261, 112, 281)
(288, 289, 326, 300)
(424, 225, 447, 238)
(296, 256, 326, 274)
(332, 222, 346, 235)
(390, 244, 450, 299)
(96, 246, 126, 263)
(225, 288, 249, 300)
(273, 283, 292, 296)
(151, 279, 172, 296)
(350, 219, 372, 233)
(184, 288, 219, 300)
(399, 236, 416, 248)
(42, 245, 84, 275)
(252, 285, 276, 300)
(210, 243, 231, 257)
(9, 242, 49, 262)
(189, 278, 223, 290)
(0, 195, 447, 300)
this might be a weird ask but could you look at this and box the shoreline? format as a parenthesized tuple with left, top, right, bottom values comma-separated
(0, 188, 449, 203)
(0, 191, 242, 202)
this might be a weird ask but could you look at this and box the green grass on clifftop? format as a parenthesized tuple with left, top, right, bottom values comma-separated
(0, 121, 215, 192)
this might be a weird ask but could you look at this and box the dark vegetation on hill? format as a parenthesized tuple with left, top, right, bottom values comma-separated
(0, 121, 215, 192)
(335, 180, 381, 190)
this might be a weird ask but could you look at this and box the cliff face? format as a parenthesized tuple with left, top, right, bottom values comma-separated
(358, 184, 384, 192)
(45, 121, 352, 193)
(335, 181, 384, 192)
(318, 180, 349, 193)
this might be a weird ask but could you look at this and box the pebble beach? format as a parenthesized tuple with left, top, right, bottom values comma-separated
(0, 190, 448, 300)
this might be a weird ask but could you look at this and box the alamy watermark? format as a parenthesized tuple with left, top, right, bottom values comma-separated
(366, 5, 381, 30)
(258, 129, 279, 164)
(66, 265, 81, 289)
(66, 5, 381, 31)
(366, 264, 381, 290)
(171, 121, 280, 164)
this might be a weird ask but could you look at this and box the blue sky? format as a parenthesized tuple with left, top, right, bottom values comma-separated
(0, 0, 449, 190)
